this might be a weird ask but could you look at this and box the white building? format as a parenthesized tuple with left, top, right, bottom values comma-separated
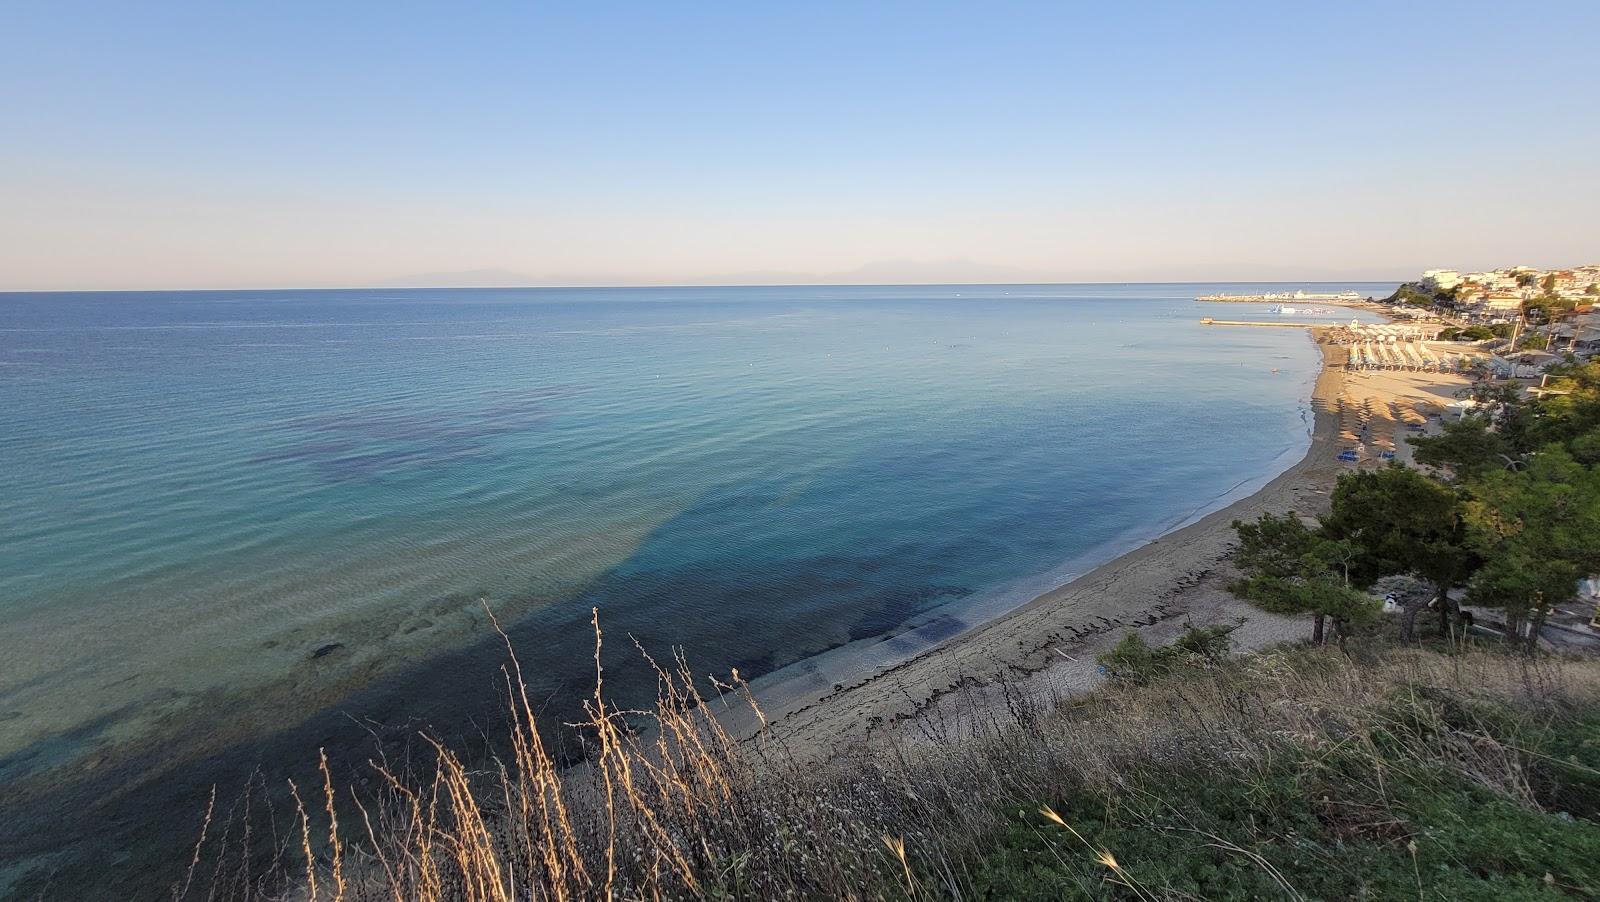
(1422, 269, 1462, 292)
(1467, 272, 1520, 292)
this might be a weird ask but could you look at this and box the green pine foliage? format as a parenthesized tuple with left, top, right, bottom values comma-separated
(1237, 360, 1600, 650)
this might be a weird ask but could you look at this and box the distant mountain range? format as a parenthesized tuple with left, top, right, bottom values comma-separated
(373, 268, 539, 288)
(372, 261, 1042, 289)
(371, 260, 1409, 290)
(693, 259, 1047, 286)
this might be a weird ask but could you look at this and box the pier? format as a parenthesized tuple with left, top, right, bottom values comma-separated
(1200, 318, 1328, 328)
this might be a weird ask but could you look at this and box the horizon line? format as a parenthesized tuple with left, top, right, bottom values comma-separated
(0, 277, 1408, 295)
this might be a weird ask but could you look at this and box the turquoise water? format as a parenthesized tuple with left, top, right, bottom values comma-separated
(0, 283, 1389, 893)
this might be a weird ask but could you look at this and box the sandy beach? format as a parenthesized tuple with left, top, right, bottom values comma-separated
(751, 331, 1473, 755)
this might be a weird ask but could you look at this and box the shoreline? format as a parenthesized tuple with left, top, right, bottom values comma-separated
(743, 332, 1354, 753)
(0, 310, 1457, 898)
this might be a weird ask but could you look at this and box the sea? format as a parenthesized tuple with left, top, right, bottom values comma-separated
(0, 282, 1392, 897)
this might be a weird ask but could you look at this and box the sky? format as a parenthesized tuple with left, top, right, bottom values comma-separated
(2, 1, 1597, 290)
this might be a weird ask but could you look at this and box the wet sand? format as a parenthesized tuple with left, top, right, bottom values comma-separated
(747, 335, 1471, 755)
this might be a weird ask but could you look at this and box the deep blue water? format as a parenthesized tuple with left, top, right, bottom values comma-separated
(0, 284, 1391, 793)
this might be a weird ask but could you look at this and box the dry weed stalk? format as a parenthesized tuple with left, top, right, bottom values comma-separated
(176, 631, 1597, 901)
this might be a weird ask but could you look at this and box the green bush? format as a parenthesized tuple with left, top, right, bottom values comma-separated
(1096, 623, 1236, 684)
(966, 649, 1600, 901)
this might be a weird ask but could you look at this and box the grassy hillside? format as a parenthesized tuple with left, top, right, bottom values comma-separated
(182, 627, 1600, 900)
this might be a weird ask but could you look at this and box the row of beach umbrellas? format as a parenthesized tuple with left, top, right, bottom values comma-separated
(1347, 341, 1457, 372)
(1336, 395, 1442, 461)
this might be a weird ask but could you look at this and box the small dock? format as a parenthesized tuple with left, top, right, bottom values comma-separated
(1201, 318, 1325, 328)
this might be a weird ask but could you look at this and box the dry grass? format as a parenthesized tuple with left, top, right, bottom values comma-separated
(175, 620, 1600, 901)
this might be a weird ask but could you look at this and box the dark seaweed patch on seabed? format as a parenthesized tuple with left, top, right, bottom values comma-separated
(250, 438, 363, 464)
(846, 585, 969, 641)
(250, 388, 583, 481)
(0, 707, 132, 784)
(311, 443, 494, 481)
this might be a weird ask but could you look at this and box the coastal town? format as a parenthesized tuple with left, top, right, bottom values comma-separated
(1199, 263, 1600, 642)
(1417, 263, 1600, 320)
(1387, 262, 1600, 370)
(1204, 262, 1600, 372)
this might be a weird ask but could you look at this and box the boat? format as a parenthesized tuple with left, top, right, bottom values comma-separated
(1200, 289, 1367, 304)
(1268, 304, 1334, 316)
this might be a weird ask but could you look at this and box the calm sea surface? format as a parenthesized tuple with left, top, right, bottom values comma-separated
(0, 283, 1390, 894)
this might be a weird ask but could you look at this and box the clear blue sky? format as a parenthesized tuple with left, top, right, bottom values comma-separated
(3, 1, 1596, 289)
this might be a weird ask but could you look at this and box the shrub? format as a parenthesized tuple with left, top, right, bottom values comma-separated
(1096, 622, 1236, 684)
